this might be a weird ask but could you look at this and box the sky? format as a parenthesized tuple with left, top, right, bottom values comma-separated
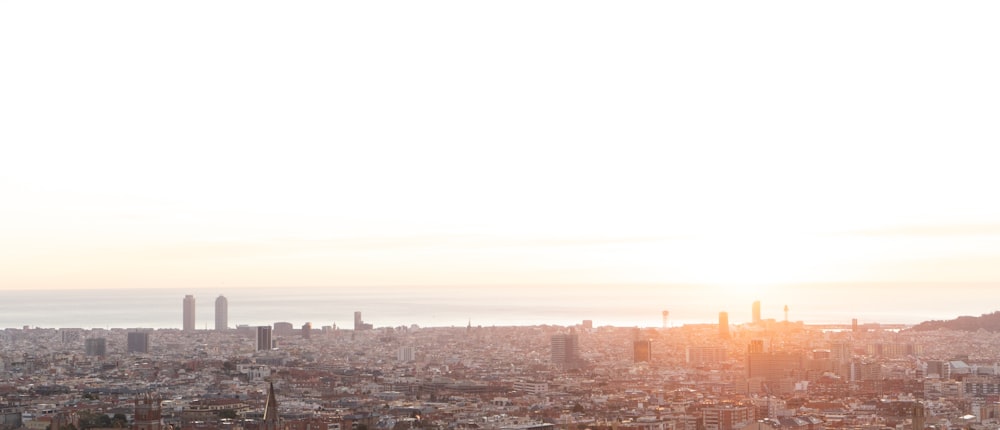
(2, 1, 1000, 296)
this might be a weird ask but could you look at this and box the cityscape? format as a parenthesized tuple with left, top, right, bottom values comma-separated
(4, 3, 1000, 430)
(4, 295, 1000, 430)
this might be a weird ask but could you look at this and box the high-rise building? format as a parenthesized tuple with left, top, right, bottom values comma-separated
(215, 295, 228, 331)
(398, 346, 415, 362)
(686, 346, 727, 364)
(551, 331, 580, 370)
(273, 322, 294, 336)
(127, 332, 150, 354)
(662, 310, 670, 328)
(85, 338, 107, 356)
(752, 301, 761, 324)
(182, 295, 196, 331)
(353, 311, 372, 330)
(719, 312, 729, 338)
(256, 326, 273, 351)
(633, 340, 652, 362)
(301, 322, 312, 339)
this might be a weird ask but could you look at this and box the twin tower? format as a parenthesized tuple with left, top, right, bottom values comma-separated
(182, 294, 228, 331)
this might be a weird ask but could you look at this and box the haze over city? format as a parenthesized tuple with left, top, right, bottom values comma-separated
(3, 1, 1000, 325)
(6, 5, 1000, 430)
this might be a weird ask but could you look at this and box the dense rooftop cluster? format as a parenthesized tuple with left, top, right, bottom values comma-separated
(3, 320, 1000, 430)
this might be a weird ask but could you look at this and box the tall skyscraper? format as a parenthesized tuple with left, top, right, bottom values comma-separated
(183, 295, 196, 331)
(633, 339, 652, 362)
(551, 330, 580, 370)
(256, 326, 272, 351)
(127, 332, 150, 354)
(353, 311, 372, 330)
(719, 311, 729, 338)
(662, 310, 670, 328)
(215, 295, 228, 331)
(752, 301, 761, 324)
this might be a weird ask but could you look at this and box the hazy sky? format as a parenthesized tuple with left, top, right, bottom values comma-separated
(2, 1, 999, 292)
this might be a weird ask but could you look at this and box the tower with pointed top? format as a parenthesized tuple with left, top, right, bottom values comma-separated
(262, 382, 280, 430)
(133, 393, 162, 430)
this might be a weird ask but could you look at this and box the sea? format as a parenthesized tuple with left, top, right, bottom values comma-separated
(1, 284, 998, 330)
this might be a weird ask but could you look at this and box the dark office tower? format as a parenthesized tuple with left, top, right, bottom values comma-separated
(633, 340, 652, 362)
(748, 339, 765, 353)
(582, 320, 593, 330)
(256, 326, 272, 351)
(85, 338, 107, 356)
(127, 332, 150, 354)
(719, 312, 729, 338)
(301, 322, 312, 339)
(133, 393, 162, 430)
(182, 295, 195, 331)
(551, 331, 580, 370)
(852, 318, 859, 333)
(262, 382, 280, 430)
(215, 295, 228, 331)
(752, 301, 761, 324)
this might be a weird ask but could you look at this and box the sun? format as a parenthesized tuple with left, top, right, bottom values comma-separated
(676, 232, 829, 288)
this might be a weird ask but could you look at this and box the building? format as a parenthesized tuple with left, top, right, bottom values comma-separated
(633, 340, 652, 362)
(273, 322, 294, 336)
(747, 350, 804, 393)
(183, 295, 196, 331)
(354, 311, 373, 330)
(127, 332, 150, 354)
(85, 338, 106, 356)
(256, 326, 273, 351)
(752, 301, 761, 324)
(133, 393, 162, 430)
(215, 295, 228, 331)
(686, 346, 727, 364)
(551, 331, 580, 370)
(703, 405, 752, 430)
(301, 322, 312, 339)
(398, 346, 414, 362)
(719, 312, 729, 338)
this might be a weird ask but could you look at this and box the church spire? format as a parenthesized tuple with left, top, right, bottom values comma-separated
(263, 382, 279, 430)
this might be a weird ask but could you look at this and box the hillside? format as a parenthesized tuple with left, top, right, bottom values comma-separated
(909, 311, 1000, 331)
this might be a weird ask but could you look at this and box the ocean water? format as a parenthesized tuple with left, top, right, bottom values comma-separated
(1, 284, 997, 330)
